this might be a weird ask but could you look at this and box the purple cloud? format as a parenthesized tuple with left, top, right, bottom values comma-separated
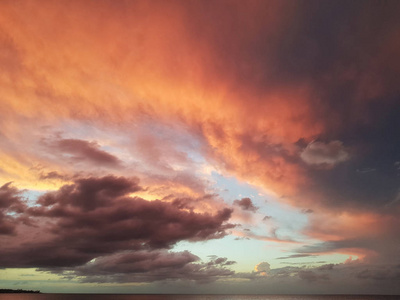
(0, 182, 26, 235)
(233, 198, 258, 212)
(52, 138, 121, 167)
(58, 250, 235, 283)
(0, 176, 234, 271)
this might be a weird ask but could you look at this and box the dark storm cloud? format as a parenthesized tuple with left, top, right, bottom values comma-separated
(52, 139, 121, 167)
(302, 103, 400, 211)
(183, 0, 399, 94)
(233, 198, 258, 212)
(305, 110, 400, 211)
(0, 176, 234, 269)
(261, 0, 400, 212)
(260, 1, 400, 128)
(0, 182, 26, 235)
(282, 1, 400, 211)
(182, 0, 400, 214)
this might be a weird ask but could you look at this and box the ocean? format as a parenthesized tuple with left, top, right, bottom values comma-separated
(0, 295, 398, 300)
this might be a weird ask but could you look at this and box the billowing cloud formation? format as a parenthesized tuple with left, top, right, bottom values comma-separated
(233, 198, 258, 212)
(254, 262, 270, 276)
(300, 140, 349, 167)
(0, 182, 26, 235)
(0, 176, 234, 272)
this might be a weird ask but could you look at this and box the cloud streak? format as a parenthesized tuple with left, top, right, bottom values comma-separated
(52, 139, 121, 167)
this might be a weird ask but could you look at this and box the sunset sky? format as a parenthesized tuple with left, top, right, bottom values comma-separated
(1, 0, 400, 294)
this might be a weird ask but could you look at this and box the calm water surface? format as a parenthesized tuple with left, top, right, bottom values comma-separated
(0, 295, 399, 300)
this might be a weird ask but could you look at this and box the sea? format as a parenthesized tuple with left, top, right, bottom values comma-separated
(0, 295, 398, 300)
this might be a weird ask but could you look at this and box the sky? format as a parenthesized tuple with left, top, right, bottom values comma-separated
(0, 0, 400, 295)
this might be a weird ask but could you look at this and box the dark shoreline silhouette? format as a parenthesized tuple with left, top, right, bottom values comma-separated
(0, 289, 41, 293)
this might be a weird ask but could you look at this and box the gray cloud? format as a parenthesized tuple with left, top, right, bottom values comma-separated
(298, 270, 330, 282)
(300, 140, 349, 167)
(52, 250, 235, 283)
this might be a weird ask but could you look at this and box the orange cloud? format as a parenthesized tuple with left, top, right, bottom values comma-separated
(0, 0, 324, 198)
(303, 211, 393, 241)
(1, 2, 399, 249)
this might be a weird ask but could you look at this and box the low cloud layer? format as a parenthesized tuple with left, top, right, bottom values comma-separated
(234, 259, 400, 293)
(67, 250, 235, 283)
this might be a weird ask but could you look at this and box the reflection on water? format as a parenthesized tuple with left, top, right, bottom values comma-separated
(0, 295, 398, 300)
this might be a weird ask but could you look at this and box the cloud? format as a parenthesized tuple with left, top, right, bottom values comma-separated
(298, 208, 400, 264)
(0, 182, 26, 235)
(277, 254, 316, 260)
(1, 0, 397, 214)
(298, 270, 330, 283)
(356, 265, 400, 281)
(0, 176, 234, 269)
(233, 227, 299, 244)
(318, 264, 335, 271)
(51, 139, 121, 168)
(300, 140, 349, 167)
(39, 171, 70, 181)
(254, 262, 270, 276)
(233, 198, 258, 212)
(245, 261, 330, 282)
(48, 250, 235, 283)
(211, 257, 236, 266)
(240, 259, 400, 289)
(0, 0, 400, 292)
